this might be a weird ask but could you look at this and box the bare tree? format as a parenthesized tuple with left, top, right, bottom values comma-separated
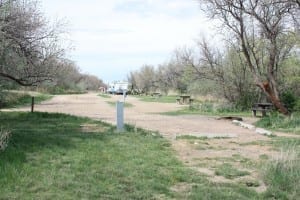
(0, 0, 66, 86)
(200, 0, 300, 115)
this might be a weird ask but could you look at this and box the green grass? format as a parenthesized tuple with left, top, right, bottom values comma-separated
(0, 112, 188, 199)
(0, 92, 52, 109)
(163, 101, 251, 117)
(262, 145, 300, 200)
(164, 108, 250, 117)
(255, 112, 300, 134)
(98, 93, 111, 98)
(0, 112, 263, 199)
(137, 95, 178, 103)
(106, 101, 134, 107)
(215, 163, 250, 179)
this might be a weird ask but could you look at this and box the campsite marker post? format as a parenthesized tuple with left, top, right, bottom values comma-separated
(116, 101, 124, 132)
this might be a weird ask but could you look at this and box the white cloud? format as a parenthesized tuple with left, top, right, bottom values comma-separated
(40, 0, 215, 82)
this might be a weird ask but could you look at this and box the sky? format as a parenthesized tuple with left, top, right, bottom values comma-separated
(40, 0, 215, 83)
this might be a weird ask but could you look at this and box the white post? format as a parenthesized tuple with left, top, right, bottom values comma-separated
(123, 90, 127, 102)
(116, 101, 124, 132)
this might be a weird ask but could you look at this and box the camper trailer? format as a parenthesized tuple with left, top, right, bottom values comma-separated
(107, 81, 128, 95)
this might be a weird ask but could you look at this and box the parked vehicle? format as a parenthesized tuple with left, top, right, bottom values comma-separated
(107, 81, 129, 95)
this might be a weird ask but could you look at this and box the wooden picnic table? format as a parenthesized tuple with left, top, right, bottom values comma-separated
(252, 103, 273, 117)
(176, 95, 193, 105)
(151, 92, 161, 97)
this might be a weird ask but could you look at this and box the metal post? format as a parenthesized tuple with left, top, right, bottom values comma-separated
(116, 101, 124, 132)
(31, 96, 34, 113)
(123, 90, 127, 102)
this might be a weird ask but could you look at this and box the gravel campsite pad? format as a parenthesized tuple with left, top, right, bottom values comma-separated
(3, 92, 297, 192)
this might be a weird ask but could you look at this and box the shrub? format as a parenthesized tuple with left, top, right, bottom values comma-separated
(0, 129, 11, 151)
(281, 91, 297, 112)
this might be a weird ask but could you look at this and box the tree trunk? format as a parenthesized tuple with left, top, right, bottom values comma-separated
(257, 81, 290, 115)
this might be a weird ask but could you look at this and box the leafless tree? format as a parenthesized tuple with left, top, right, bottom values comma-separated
(200, 0, 300, 115)
(0, 0, 67, 86)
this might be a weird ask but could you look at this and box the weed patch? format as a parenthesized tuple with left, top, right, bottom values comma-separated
(256, 112, 300, 134)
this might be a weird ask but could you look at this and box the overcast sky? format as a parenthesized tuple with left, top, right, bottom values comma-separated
(40, 0, 215, 83)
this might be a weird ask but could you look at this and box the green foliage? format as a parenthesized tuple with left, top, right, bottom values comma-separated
(280, 91, 297, 112)
(295, 99, 300, 112)
(255, 112, 300, 134)
(47, 86, 86, 95)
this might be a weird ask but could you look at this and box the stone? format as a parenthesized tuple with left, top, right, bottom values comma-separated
(255, 128, 272, 136)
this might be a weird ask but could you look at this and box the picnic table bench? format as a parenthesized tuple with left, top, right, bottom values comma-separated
(252, 103, 273, 117)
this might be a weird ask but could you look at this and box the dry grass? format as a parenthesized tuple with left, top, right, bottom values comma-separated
(0, 128, 11, 151)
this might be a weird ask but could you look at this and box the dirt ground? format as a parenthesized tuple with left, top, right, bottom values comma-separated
(2, 92, 296, 192)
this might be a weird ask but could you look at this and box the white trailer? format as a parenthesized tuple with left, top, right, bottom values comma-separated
(107, 81, 129, 94)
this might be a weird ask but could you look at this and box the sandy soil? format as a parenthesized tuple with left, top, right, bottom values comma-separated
(2, 92, 296, 192)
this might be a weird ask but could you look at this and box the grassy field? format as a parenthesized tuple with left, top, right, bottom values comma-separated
(163, 106, 251, 117)
(255, 112, 300, 134)
(0, 92, 52, 109)
(0, 112, 270, 199)
(137, 95, 178, 103)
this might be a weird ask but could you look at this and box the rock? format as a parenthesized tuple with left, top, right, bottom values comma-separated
(239, 122, 255, 130)
(255, 128, 272, 136)
(232, 120, 241, 125)
(232, 121, 255, 130)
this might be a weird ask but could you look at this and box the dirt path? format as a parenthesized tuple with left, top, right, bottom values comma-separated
(2, 92, 296, 192)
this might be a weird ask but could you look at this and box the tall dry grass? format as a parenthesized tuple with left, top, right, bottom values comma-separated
(0, 129, 11, 151)
(263, 145, 300, 199)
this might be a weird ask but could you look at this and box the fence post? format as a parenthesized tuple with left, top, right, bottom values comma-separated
(31, 96, 34, 113)
(116, 101, 124, 132)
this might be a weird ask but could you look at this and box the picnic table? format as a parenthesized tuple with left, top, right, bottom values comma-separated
(176, 95, 193, 105)
(252, 103, 273, 117)
(151, 92, 162, 99)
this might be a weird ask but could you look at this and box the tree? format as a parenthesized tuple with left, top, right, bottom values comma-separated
(131, 65, 158, 94)
(200, 0, 300, 115)
(0, 0, 66, 86)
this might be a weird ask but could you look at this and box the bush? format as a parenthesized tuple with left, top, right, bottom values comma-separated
(0, 129, 11, 151)
(281, 91, 297, 112)
(0, 92, 32, 108)
(294, 99, 300, 112)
